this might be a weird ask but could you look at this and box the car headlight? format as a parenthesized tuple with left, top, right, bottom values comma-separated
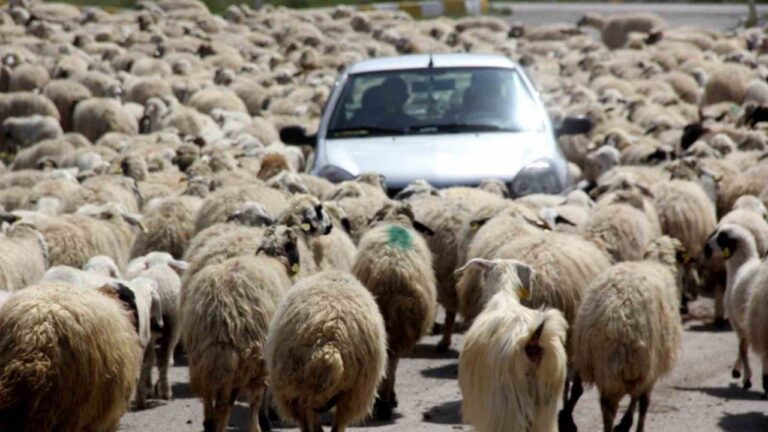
(508, 158, 562, 197)
(317, 165, 354, 183)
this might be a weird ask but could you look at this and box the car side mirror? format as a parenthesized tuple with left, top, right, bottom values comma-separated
(556, 116, 593, 137)
(280, 126, 316, 146)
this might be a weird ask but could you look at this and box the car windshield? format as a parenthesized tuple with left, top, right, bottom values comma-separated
(326, 67, 546, 138)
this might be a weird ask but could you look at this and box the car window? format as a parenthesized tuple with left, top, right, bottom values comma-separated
(327, 67, 546, 138)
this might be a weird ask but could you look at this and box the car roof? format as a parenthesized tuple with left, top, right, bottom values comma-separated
(347, 54, 519, 74)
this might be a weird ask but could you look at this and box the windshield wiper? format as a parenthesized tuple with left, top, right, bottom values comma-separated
(327, 126, 406, 137)
(414, 123, 523, 133)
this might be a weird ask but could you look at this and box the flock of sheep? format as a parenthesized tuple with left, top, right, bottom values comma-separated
(0, 0, 767, 431)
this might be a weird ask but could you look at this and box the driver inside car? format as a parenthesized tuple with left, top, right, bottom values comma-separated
(460, 73, 511, 121)
(351, 76, 414, 129)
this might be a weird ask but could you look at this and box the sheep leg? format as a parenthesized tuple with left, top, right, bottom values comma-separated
(636, 392, 650, 432)
(214, 392, 235, 432)
(436, 311, 456, 352)
(740, 337, 752, 389)
(558, 374, 583, 432)
(600, 395, 619, 432)
(154, 324, 175, 400)
(714, 284, 727, 328)
(614, 397, 637, 432)
(136, 343, 156, 409)
(246, 387, 265, 432)
(330, 416, 345, 432)
(373, 352, 399, 421)
(203, 398, 215, 432)
(732, 345, 743, 379)
(258, 388, 273, 431)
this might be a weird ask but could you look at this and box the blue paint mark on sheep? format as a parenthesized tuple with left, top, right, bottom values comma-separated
(387, 225, 413, 250)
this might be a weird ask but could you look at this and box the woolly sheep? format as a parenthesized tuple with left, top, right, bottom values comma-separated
(181, 240, 293, 432)
(72, 98, 138, 142)
(0, 283, 142, 432)
(194, 184, 287, 233)
(457, 258, 567, 432)
(0, 219, 49, 291)
(746, 258, 768, 398)
(265, 271, 387, 432)
(578, 13, 668, 49)
(352, 201, 437, 420)
(0, 115, 63, 151)
(563, 236, 683, 432)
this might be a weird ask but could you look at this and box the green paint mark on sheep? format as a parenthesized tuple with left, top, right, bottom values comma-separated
(387, 225, 413, 250)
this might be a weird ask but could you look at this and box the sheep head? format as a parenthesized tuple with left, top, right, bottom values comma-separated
(258, 224, 301, 276)
(279, 194, 332, 236)
(227, 201, 275, 227)
(369, 201, 434, 236)
(455, 258, 534, 302)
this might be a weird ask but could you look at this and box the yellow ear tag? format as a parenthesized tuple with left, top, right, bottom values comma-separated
(519, 286, 530, 301)
(300, 223, 311, 232)
(722, 247, 731, 259)
(291, 263, 300, 275)
(683, 253, 691, 264)
(470, 221, 480, 231)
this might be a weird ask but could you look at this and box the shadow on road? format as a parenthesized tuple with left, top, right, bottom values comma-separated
(674, 384, 765, 401)
(422, 400, 463, 425)
(171, 382, 196, 399)
(406, 343, 459, 359)
(718, 411, 768, 431)
(420, 362, 458, 379)
(686, 321, 732, 333)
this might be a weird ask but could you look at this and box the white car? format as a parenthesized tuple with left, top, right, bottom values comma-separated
(281, 53, 590, 196)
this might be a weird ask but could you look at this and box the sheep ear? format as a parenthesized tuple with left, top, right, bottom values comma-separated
(525, 319, 546, 365)
(0, 212, 19, 224)
(469, 217, 490, 231)
(122, 213, 147, 232)
(341, 217, 352, 234)
(513, 261, 534, 291)
(554, 215, 577, 226)
(169, 259, 189, 272)
(413, 221, 434, 236)
(455, 258, 495, 275)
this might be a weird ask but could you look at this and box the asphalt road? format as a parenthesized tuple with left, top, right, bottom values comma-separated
(494, 2, 767, 30)
(120, 298, 768, 432)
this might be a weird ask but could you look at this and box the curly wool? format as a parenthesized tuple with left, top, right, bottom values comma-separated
(194, 184, 287, 233)
(652, 179, 717, 259)
(181, 255, 290, 424)
(574, 260, 682, 399)
(353, 223, 436, 355)
(265, 271, 387, 430)
(0, 283, 141, 432)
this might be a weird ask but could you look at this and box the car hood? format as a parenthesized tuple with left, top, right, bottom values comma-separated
(319, 131, 557, 189)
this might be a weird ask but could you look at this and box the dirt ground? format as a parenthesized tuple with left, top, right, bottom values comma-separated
(120, 298, 768, 432)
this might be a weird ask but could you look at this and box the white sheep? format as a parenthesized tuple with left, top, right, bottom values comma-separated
(706, 224, 762, 390)
(563, 237, 683, 432)
(265, 270, 387, 432)
(457, 258, 567, 432)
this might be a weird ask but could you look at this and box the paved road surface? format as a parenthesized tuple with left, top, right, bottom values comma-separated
(494, 2, 767, 30)
(120, 298, 768, 431)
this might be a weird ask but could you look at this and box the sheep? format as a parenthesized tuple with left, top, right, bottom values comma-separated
(577, 13, 668, 49)
(83, 255, 121, 278)
(30, 202, 144, 271)
(652, 177, 717, 260)
(42, 79, 91, 131)
(0, 282, 142, 432)
(130, 194, 202, 259)
(310, 200, 356, 271)
(194, 184, 287, 234)
(457, 258, 567, 432)
(0, 92, 60, 123)
(352, 201, 437, 420)
(180, 235, 294, 432)
(581, 189, 659, 262)
(562, 236, 683, 432)
(705, 224, 763, 390)
(125, 254, 186, 407)
(699, 63, 754, 106)
(265, 270, 387, 432)
(746, 258, 768, 398)
(72, 98, 138, 142)
(0, 218, 49, 291)
(0, 115, 63, 152)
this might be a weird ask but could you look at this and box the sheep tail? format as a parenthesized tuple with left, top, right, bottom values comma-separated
(305, 344, 344, 410)
(190, 344, 239, 400)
